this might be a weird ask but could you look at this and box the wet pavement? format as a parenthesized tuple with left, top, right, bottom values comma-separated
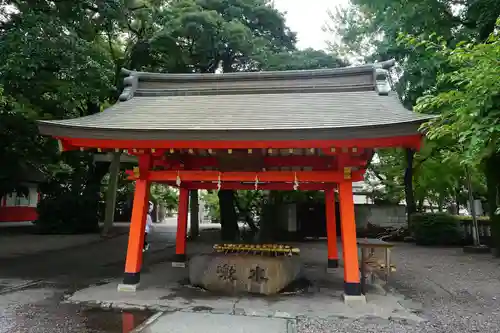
(0, 223, 179, 333)
(0, 281, 153, 333)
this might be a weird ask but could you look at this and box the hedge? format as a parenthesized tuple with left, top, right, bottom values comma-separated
(456, 215, 490, 222)
(411, 213, 463, 246)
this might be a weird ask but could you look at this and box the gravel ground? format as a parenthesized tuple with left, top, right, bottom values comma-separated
(0, 282, 152, 333)
(297, 243, 500, 333)
(0, 226, 175, 333)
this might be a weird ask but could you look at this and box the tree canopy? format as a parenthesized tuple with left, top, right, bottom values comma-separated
(328, 0, 500, 250)
(0, 0, 346, 233)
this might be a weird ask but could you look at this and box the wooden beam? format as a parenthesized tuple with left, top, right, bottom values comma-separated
(166, 181, 338, 191)
(153, 155, 367, 170)
(126, 170, 365, 183)
(94, 152, 138, 164)
(61, 134, 423, 150)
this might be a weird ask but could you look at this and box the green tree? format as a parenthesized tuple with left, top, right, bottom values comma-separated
(326, 0, 500, 225)
(0, 2, 127, 232)
(257, 48, 347, 71)
(410, 22, 500, 252)
(0, 88, 54, 199)
(0, 0, 346, 237)
(141, 0, 299, 241)
(150, 183, 178, 214)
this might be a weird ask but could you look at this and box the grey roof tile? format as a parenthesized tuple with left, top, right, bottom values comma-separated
(37, 60, 432, 141)
(39, 91, 428, 131)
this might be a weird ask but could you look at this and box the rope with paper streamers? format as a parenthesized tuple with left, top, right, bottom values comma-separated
(293, 172, 299, 191)
(217, 172, 222, 191)
(176, 171, 181, 186)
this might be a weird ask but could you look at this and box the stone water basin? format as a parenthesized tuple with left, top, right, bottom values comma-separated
(188, 252, 302, 295)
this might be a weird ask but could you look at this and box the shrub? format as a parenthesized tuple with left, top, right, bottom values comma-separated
(456, 215, 490, 223)
(412, 213, 462, 246)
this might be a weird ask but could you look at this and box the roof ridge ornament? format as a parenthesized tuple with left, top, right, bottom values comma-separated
(373, 66, 391, 96)
(119, 70, 139, 102)
(118, 61, 395, 83)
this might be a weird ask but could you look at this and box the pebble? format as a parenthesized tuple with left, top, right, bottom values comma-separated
(297, 244, 500, 332)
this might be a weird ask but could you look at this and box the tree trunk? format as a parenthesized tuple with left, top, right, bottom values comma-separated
(218, 190, 239, 241)
(81, 160, 110, 233)
(258, 191, 282, 242)
(189, 190, 200, 239)
(81, 101, 109, 233)
(485, 153, 500, 256)
(466, 166, 480, 246)
(404, 148, 416, 226)
(102, 152, 121, 236)
(455, 188, 461, 214)
(417, 198, 424, 212)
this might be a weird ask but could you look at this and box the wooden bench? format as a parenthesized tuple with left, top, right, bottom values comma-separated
(357, 238, 395, 294)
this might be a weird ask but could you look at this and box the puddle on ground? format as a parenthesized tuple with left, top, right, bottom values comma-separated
(80, 308, 155, 333)
(2, 301, 155, 333)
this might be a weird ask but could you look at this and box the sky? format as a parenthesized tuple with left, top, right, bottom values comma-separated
(272, 0, 349, 51)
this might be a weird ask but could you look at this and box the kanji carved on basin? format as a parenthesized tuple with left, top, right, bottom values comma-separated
(189, 251, 302, 295)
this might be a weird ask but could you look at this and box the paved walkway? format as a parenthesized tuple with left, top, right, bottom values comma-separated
(2, 224, 500, 333)
(65, 242, 423, 332)
(0, 224, 177, 333)
(67, 241, 500, 333)
(145, 312, 292, 333)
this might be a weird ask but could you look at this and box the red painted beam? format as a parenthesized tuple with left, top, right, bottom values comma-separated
(61, 134, 423, 150)
(126, 170, 365, 183)
(153, 155, 367, 170)
(167, 182, 337, 191)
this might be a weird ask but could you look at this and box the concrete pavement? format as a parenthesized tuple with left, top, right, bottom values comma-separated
(65, 242, 423, 332)
(142, 312, 293, 333)
(3, 222, 500, 333)
(0, 223, 177, 333)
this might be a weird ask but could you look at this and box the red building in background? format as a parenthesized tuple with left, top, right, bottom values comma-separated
(0, 168, 44, 223)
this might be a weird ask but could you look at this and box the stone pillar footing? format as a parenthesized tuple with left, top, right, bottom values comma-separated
(117, 283, 140, 292)
(342, 294, 367, 305)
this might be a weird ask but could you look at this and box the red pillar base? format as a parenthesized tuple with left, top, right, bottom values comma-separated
(122, 272, 141, 285)
(172, 254, 187, 268)
(120, 153, 151, 291)
(344, 282, 362, 295)
(325, 188, 338, 272)
(327, 259, 339, 269)
(339, 182, 362, 297)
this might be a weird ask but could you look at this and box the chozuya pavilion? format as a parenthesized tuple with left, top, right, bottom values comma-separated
(37, 59, 428, 299)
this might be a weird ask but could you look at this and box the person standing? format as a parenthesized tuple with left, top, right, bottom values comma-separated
(143, 201, 154, 252)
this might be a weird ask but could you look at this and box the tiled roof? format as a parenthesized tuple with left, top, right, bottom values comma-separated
(37, 60, 432, 141)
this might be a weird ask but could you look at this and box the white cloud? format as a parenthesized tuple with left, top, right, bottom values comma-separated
(272, 0, 349, 50)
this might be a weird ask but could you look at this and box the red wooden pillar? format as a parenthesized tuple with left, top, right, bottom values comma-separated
(339, 181, 362, 297)
(173, 187, 189, 267)
(325, 189, 339, 270)
(119, 155, 151, 290)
